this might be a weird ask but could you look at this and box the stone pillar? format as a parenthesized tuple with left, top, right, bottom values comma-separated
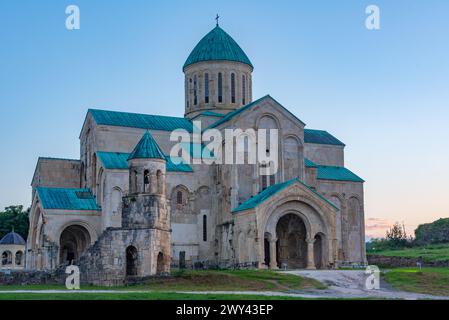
(150, 173, 157, 194)
(306, 238, 316, 270)
(269, 239, 278, 269)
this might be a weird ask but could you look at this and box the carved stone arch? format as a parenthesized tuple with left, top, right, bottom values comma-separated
(260, 193, 335, 240)
(58, 222, 95, 265)
(282, 134, 304, 181)
(347, 196, 362, 228)
(30, 203, 44, 251)
(111, 187, 123, 216)
(56, 220, 97, 246)
(314, 232, 327, 269)
(264, 207, 313, 241)
(255, 113, 281, 130)
(170, 184, 190, 213)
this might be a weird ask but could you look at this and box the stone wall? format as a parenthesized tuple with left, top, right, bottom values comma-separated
(368, 254, 449, 268)
(0, 269, 63, 286)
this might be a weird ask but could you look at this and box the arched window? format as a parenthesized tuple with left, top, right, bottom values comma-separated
(92, 153, 97, 192)
(202, 215, 207, 241)
(218, 73, 223, 103)
(126, 246, 138, 276)
(111, 188, 122, 216)
(242, 74, 246, 105)
(177, 191, 183, 205)
(185, 78, 189, 108)
(231, 73, 236, 103)
(15, 251, 23, 266)
(193, 75, 198, 105)
(1, 251, 12, 265)
(144, 170, 150, 193)
(204, 73, 209, 104)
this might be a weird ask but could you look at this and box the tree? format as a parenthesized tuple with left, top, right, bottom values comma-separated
(386, 222, 408, 247)
(0, 205, 29, 240)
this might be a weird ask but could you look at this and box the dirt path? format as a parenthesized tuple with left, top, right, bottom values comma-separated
(281, 270, 449, 300)
(0, 270, 447, 300)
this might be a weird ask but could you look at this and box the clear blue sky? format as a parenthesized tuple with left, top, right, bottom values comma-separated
(1, 1, 448, 237)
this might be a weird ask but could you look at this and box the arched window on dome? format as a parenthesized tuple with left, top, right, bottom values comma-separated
(242, 74, 246, 105)
(204, 73, 209, 104)
(144, 170, 150, 193)
(218, 73, 223, 103)
(193, 75, 198, 105)
(231, 73, 236, 103)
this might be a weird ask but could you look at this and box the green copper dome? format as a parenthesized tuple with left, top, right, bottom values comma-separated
(128, 131, 165, 161)
(183, 26, 253, 70)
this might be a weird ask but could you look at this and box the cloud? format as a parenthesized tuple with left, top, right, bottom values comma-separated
(365, 217, 394, 239)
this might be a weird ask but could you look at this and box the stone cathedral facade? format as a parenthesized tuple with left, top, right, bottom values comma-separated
(26, 24, 366, 283)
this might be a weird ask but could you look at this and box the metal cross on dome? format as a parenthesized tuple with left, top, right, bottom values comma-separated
(215, 14, 220, 26)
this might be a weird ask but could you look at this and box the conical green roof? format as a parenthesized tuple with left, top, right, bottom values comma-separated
(183, 26, 253, 70)
(128, 131, 165, 161)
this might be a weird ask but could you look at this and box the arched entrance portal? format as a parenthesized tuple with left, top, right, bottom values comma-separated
(126, 246, 138, 276)
(59, 225, 91, 265)
(276, 214, 307, 269)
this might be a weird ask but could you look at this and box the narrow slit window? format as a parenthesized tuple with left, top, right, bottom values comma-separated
(231, 73, 236, 103)
(242, 75, 246, 105)
(204, 73, 209, 104)
(218, 73, 223, 103)
(193, 75, 198, 105)
(203, 215, 207, 241)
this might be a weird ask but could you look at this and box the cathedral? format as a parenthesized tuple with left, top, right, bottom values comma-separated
(26, 23, 366, 284)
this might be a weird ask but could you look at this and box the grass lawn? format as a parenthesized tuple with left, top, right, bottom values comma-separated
(367, 243, 449, 262)
(0, 291, 310, 300)
(383, 267, 449, 296)
(0, 269, 326, 294)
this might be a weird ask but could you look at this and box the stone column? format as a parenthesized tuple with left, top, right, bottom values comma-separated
(306, 238, 316, 270)
(269, 239, 278, 269)
(150, 173, 157, 194)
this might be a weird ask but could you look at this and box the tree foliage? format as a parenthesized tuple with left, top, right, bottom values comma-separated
(415, 218, 449, 245)
(0, 205, 29, 240)
(386, 222, 408, 247)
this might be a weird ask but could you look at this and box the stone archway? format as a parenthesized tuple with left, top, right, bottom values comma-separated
(126, 246, 138, 276)
(59, 225, 91, 265)
(275, 213, 308, 269)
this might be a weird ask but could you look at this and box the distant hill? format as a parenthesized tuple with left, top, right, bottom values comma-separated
(415, 218, 449, 245)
